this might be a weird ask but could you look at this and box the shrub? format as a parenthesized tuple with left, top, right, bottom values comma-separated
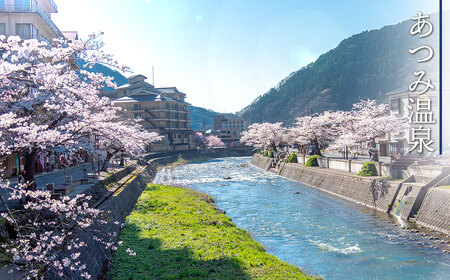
(358, 161, 378, 176)
(286, 153, 298, 163)
(268, 150, 274, 158)
(263, 150, 268, 157)
(305, 155, 319, 167)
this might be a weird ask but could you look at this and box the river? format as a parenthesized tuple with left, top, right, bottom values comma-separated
(154, 157, 450, 280)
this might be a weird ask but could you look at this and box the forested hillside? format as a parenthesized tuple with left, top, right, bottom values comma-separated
(238, 17, 439, 124)
(189, 106, 234, 131)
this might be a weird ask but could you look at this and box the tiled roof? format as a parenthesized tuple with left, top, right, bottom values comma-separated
(128, 74, 147, 79)
(385, 86, 409, 96)
(114, 94, 190, 105)
(114, 95, 160, 103)
(157, 87, 186, 96)
(157, 87, 178, 94)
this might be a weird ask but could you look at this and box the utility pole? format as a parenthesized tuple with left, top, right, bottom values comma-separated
(152, 65, 155, 86)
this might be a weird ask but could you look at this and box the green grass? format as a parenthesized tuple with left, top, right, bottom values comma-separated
(109, 184, 318, 280)
(439, 185, 450, 189)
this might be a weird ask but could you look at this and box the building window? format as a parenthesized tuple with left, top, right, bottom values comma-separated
(390, 98, 400, 113)
(15, 0, 31, 11)
(0, 0, 4, 10)
(15, 23, 37, 39)
(0, 23, 5, 35)
(133, 103, 140, 110)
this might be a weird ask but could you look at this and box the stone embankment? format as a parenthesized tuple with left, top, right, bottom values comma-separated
(252, 154, 400, 213)
(251, 154, 450, 235)
(415, 175, 450, 235)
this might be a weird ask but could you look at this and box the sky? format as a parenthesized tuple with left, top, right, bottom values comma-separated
(52, 0, 439, 113)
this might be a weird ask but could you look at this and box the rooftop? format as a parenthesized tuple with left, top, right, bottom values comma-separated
(114, 94, 190, 105)
(157, 87, 186, 96)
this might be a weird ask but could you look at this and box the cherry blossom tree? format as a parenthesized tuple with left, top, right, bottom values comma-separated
(240, 122, 285, 151)
(98, 119, 161, 171)
(192, 132, 206, 148)
(0, 176, 136, 279)
(344, 100, 408, 161)
(326, 131, 360, 158)
(0, 34, 144, 188)
(291, 111, 345, 156)
(0, 34, 144, 279)
(205, 135, 225, 148)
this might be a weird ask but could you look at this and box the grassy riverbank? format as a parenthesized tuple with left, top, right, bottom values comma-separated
(108, 184, 318, 280)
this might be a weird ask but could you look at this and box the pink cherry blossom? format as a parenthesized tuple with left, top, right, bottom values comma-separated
(240, 122, 285, 151)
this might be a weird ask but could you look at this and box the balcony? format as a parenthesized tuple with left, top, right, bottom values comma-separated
(48, 0, 58, 12)
(0, 2, 63, 38)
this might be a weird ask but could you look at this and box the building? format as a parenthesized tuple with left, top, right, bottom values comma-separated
(0, 0, 63, 44)
(113, 74, 194, 152)
(213, 115, 248, 146)
(0, 0, 73, 178)
(385, 86, 440, 157)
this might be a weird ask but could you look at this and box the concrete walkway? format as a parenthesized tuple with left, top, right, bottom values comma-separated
(0, 160, 132, 212)
(286, 149, 392, 163)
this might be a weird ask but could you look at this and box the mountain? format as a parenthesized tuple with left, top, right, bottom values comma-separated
(79, 61, 128, 90)
(238, 16, 439, 124)
(189, 106, 234, 131)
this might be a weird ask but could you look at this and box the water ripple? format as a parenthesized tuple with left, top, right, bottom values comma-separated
(155, 157, 450, 280)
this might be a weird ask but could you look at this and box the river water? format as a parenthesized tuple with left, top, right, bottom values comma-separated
(154, 157, 450, 280)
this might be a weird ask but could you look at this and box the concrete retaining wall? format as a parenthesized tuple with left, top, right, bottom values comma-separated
(253, 154, 400, 213)
(328, 159, 349, 172)
(301, 154, 393, 177)
(250, 154, 273, 171)
(44, 150, 252, 279)
(392, 183, 426, 220)
(253, 154, 450, 235)
(406, 165, 444, 178)
(416, 188, 450, 235)
(45, 163, 156, 280)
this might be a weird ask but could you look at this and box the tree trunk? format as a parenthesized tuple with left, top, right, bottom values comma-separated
(101, 152, 112, 172)
(271, 142, 277, 152)
(371, 139, 379, 162)
(23, 149, 37, 191)
(313, 138, 322, 156)
(119, 154, 124, 167)
(101, 149, 120, 172)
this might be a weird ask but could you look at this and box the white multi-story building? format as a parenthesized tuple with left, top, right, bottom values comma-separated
(0, 0, 70, 178)
(213, 115, 249, 146)
(0, 0, 63, 44)
(386, 86, 440, 157)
